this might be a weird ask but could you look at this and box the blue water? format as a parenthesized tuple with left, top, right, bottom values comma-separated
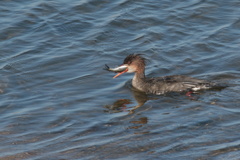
(0, 0, 240, 159)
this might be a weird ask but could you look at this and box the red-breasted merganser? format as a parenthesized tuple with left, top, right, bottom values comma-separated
(105, 54, 219, 95)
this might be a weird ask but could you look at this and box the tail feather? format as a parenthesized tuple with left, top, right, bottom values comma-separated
(184, 82, 227, 91)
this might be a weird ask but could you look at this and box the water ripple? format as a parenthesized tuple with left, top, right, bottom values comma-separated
(0, 0, 240, 159)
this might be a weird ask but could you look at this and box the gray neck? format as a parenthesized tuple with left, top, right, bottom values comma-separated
(132, 72, 146, 92)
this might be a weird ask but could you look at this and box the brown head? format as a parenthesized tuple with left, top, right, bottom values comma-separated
(113, 54, 146, 78)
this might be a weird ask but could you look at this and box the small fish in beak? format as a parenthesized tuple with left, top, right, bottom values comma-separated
(104, 64, 128, 78)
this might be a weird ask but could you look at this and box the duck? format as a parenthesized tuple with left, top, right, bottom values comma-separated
(106, 54, 220, 95)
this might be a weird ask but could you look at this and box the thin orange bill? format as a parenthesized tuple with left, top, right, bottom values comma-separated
(113, 68, 128, 78)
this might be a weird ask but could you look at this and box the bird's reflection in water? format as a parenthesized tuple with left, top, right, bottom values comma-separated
(128, 117, 148, 129)
(104, 87, 154, 134)
(104, 99, 133, 113)
(104, 87, 155, 114)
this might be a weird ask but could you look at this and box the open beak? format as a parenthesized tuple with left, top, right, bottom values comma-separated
(113, 65, 128, 78)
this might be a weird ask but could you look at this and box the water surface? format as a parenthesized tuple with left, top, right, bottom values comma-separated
(0, 0, 240, 159)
